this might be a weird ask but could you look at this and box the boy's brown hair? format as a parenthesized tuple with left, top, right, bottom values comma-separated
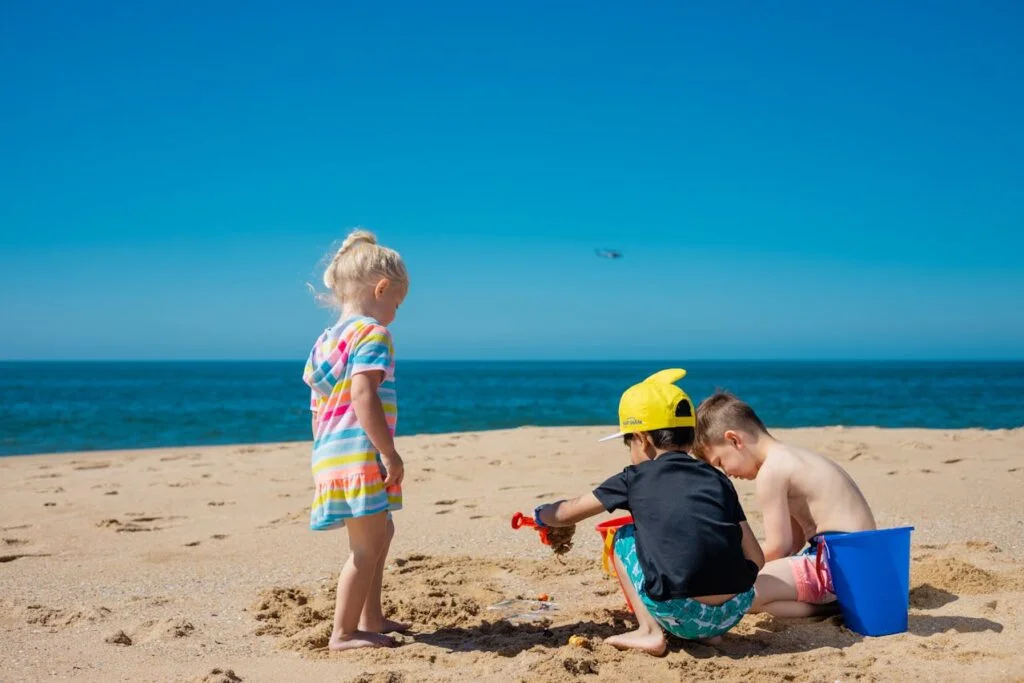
(694, 391, 771, 459)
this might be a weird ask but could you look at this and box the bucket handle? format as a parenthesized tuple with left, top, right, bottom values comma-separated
(815, 537, 835, 594)
(601, 529, 616, 575)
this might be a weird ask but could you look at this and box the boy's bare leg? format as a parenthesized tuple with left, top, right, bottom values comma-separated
(358, 517, 410, 633)
(752, 558, 833, 618)
(329, 512, 396, 651)
(604, 552, 667, 656)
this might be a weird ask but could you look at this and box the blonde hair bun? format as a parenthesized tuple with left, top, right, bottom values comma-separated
(320, 227, 407, 305)
(339, 229, 378, 252)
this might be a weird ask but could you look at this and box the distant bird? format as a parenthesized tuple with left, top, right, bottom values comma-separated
(595, 248, 623, 260)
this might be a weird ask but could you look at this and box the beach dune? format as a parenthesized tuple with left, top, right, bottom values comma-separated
(1, 426, 1022, 682)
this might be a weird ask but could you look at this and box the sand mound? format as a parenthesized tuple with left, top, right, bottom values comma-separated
(348, 672, 406, 683)
(387, 593, 481, 628)
(526, 654, 601, 680)
(913, 558, 1002, 595)
(196, 668, 242, 683)
(130, 618, 197, 642)
(251, 587, 331, 638)
(23, 604, 112, 629)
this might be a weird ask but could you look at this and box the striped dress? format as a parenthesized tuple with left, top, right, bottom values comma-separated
(303, 316, 401, 531)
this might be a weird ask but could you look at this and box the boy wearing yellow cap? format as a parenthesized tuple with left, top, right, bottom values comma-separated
(533, 370, 764, 655)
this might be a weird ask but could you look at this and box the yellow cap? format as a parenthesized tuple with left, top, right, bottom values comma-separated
(598, 369, 695, 442)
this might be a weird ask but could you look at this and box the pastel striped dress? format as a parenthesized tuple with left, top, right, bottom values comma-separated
(303, 316, 401, 531)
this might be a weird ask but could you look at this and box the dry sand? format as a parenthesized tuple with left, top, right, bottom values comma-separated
(1, 426, 1022, 682)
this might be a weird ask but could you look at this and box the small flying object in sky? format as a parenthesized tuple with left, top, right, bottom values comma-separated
(595, 248, 623, 260)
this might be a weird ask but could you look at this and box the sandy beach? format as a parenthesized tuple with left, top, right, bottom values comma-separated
(1, 426, 1022, 682)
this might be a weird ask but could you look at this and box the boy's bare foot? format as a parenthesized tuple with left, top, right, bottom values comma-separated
(359, 618, 411, 634)
(604, 628, 667, 656)
(328, 630, 396, 651)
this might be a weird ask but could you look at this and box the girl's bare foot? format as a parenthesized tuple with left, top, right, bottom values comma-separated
(359, 617, 411, 634)
(604, 628, 667, 656)
(328, 630, 396, 651)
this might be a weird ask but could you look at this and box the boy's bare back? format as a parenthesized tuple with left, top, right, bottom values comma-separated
(756, 441, 876, 559)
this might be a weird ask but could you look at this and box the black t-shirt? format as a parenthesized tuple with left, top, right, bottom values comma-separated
(593, 451, 758, 602)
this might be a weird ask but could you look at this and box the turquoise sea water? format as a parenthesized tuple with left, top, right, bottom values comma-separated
(1, 361, 1022, 456)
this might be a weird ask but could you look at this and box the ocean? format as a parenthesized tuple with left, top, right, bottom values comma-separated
(1, 361, 1022, 457)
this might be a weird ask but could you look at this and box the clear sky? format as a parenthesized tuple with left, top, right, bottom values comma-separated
(2, 1, 1023, 361)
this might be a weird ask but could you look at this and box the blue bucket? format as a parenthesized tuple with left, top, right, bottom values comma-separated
(823, 527, 914, 636)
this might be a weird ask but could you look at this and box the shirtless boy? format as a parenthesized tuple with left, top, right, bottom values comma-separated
(694, 391, 876, 617)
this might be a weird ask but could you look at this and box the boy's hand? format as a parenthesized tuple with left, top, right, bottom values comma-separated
(381, 450, 405, 487)
(534, 493, 605, 527)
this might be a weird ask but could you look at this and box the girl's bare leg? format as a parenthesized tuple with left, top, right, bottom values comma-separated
(328, 512, 396, 651)
(358, 517, 410, 633)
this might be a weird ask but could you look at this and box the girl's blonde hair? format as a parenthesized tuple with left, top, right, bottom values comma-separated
(319, 228, 408, 307)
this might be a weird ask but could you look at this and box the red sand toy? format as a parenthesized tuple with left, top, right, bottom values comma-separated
(511, 511, 553, 546)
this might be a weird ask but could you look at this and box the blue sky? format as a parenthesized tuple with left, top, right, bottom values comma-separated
(2, 1, 1022, 360)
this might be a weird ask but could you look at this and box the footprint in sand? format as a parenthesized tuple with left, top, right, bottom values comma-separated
(434, 500, 457, 506)
(96, 516, 174, 533)
(964, 541, 1002, 553)
(469, 515, 487, 520)
(259, 510, 307, 528)
(435, 510, 452, 515)
(943, 458, 963, 464)
(920, 469, 936, 474)
(210, 534, 228, 540)
(184, 541, 201, 547)
(3, 538, 29, 547)
(72, 461, 111, 471)
(105, 630, 133, 646)
(1, 553, 51, 563)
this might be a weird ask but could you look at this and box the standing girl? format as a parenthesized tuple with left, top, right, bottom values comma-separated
(303, 229, 409, 651)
